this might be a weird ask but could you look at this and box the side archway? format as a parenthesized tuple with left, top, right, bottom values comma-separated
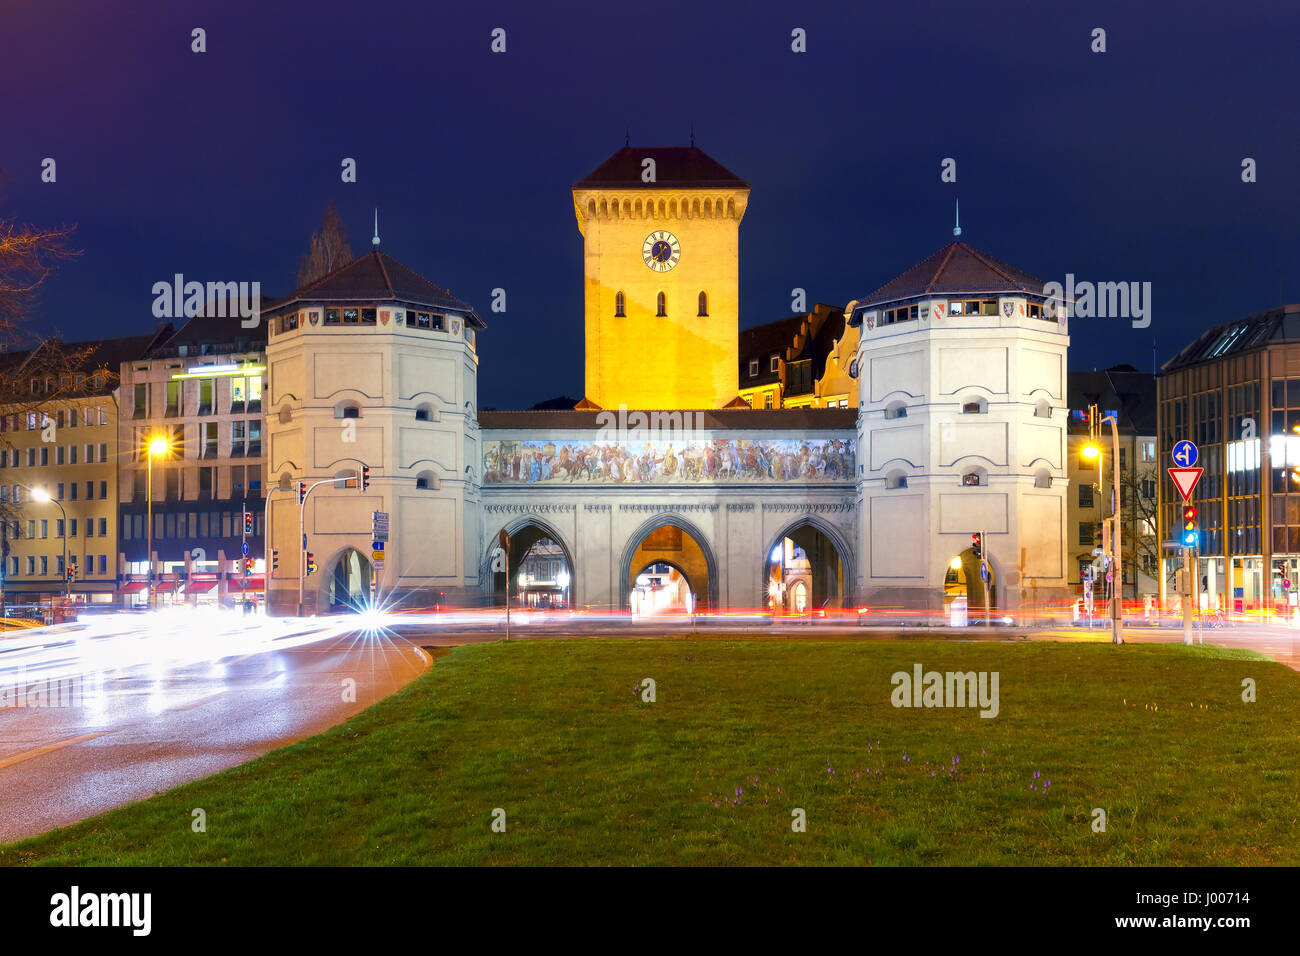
(761, 514, 856, 611)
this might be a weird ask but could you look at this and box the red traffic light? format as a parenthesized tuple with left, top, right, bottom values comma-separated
(1182, 506, 1197, 531)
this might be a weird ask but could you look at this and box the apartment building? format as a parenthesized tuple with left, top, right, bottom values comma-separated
(116, 314, 268, 606)
(0, 331, 167, 608)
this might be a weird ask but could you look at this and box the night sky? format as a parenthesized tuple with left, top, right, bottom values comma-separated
(4, 0, 1298, 409)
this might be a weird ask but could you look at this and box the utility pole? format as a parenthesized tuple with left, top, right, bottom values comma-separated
(1102, 413, 1124, 644)
(1182, 547, 1193, 645)
(982, 527, 990, 627)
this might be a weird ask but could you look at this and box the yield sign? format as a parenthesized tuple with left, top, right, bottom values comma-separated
(1168, 466, 1203, 501)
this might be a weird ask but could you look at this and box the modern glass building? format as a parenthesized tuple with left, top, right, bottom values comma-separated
(1158, 304, 1300, 618)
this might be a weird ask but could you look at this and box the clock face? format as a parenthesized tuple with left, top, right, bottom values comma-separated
(642, 231, 681, 272)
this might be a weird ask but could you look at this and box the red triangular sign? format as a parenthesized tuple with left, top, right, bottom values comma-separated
(1168, 466, 1203, 501)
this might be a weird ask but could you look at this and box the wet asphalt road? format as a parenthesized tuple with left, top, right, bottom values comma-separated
(0, 610, 427, 844)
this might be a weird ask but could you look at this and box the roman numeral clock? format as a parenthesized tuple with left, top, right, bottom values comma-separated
(642, 231, 681, 272)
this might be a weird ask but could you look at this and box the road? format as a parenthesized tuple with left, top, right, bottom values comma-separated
(0, 608, 427, 844)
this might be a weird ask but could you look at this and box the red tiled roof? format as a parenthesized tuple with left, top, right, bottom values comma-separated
(271, 250, 483, 327)
(861, 241, 1046, 306)
(575, 146, 749, 189)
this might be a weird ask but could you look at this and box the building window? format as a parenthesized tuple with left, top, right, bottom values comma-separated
(1078, 522, 1094, 547)
(656, 292, 666, 317)
(961, 400, 986, 414)
(885, 402, 907, 420)
(764, 393, 774, 409)
(1141, 441, 1155, 462)
(343, 308, 359, 323)
(198, 378, 213, 415)
(1140, 478, 1156, 499)
(749, 359, 759, 377)
(770, 355, 779, 373)
(133, 383, 147, 418)
(615, 292, 626, 317)
(361, 308, 377, 324)
(166, 380, 180, 416)
(325, 309, 340, 325)
(1079, 483, 1094, 508)
(698, 291, 708, 316)
(962, 472, 982, 486)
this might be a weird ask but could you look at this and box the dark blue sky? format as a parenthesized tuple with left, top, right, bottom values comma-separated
(4, 0, 1297, 409)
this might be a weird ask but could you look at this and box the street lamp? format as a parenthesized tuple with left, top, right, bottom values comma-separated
(146, 435, 171, 609)
(1099, 416, 1123, 644)
(29, 487, 68, 602)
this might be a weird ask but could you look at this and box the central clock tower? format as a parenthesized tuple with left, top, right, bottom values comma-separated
(573, 145, 749, 409)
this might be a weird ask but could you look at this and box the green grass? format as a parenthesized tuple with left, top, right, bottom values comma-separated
(4, 639, 1298, 866)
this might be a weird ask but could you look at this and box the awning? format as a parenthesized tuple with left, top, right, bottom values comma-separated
(116, 582, 148, 594)
(184, 581, 218, 595)
(230, 575, 265, 591)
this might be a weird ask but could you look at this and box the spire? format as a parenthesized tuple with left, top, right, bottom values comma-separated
(953, 198, 962, 238)
(625, 128, 630, 147)
(372, 209, 380, 247)
(690, 123, 695, 147)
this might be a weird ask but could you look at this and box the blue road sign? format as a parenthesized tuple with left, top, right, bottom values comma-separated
(979, 562, 989, 582)
(372, 540, 385, 552)
(1172, 439, 1198, 468)
(241, 540, 249, 556)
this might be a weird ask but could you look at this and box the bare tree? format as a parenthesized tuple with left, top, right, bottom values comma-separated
(296, 202, 353, 287)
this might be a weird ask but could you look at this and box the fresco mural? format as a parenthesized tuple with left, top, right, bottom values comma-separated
(484, 438, 855, 484)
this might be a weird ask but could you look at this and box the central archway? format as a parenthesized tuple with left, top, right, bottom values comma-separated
(619, 514, 717, 611)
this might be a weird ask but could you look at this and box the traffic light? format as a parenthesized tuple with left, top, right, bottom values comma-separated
(66, 563, 76, 582)
(272, 549, 279, 572)
(243, 511, 253, 535)
(1181, 505, 1198, 548)
(244, 557, 254, 575)
(299, 481, 307, 505)
(971, 532, 983, 560)
(306, 551, 316, 575)
(361, 465, 370, 491)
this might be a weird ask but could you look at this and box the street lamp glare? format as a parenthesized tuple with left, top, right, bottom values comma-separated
(950, 556, 963, 570)
(1081, 443, 1101, 461)
(30, 488, 51, 503)
(148, 437, 170, 456)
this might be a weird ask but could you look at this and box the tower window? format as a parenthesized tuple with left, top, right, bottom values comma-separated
(698, 291, 708, 316)
(749, 359, 759, 377)
(657, 292, 666, 317)
(770, 355, 779, 373)
(615, 291, 626, 317)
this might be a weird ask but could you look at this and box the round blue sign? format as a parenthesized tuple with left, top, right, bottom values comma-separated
(1171, 439, 1199, 468)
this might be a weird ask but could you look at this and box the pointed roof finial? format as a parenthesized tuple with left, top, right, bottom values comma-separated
(372, 209, 380, 247)
(625, 128, 630, 147)
(953, 198, 962, 238)
(690, 123, 695, 147)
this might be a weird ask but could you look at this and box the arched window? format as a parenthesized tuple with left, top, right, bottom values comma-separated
(1034, 468, 1052, 488)
(961, 397, 987, 414)
(334, 400, 361, 419)
(885, 401, 908, 420)
(615, 291, 626, 317)
(415, 401, 439, 423)
(698, 291, 708, 316)
(656, 292, 666, 317)
(1034, 400, 1052, 419)
(414, 469, 438, 490)
(885, 469, 908, 489)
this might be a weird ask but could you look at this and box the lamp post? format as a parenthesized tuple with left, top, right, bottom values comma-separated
(29, 488, 68, 602)
(146, 436, 170, 610)
(1101, 414, 1124, 644)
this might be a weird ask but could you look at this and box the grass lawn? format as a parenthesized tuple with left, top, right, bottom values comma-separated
(3, 639, 1297, 866)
